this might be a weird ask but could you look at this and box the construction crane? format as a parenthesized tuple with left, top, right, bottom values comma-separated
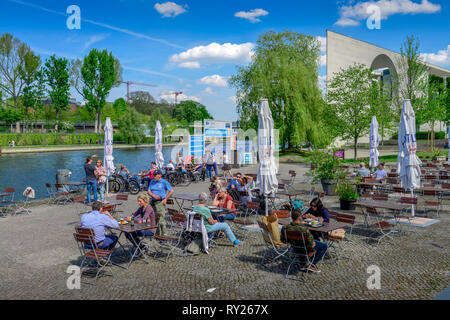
(121, 81, 157, 103)
(167, 91, 183, 105)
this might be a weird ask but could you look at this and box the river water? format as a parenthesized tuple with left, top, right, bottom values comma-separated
(0, 146, 186, 200)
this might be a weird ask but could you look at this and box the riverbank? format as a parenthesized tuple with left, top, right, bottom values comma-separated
(0, 143, 185, 154)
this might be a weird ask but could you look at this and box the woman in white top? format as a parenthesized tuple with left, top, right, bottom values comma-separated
(222, 151, 232, 178)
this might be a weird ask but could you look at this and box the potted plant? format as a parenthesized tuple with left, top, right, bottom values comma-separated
(432, 147, 445, 162)
(312, 151, 340, 196)
(335, 174, 359, 210)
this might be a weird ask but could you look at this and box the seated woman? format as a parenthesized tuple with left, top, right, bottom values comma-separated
(212, 188, 237, 222)
(194, 193, 241, 246)
(303, 197, 330, 240)
(125, 194, 156, 250)
(237, 175, 254, 208)
(374, 163, 387, 180)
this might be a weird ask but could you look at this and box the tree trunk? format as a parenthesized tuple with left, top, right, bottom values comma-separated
(354, 137, 358, 160)
(427, 130, 430, 152)
(381, 125, 384, 147)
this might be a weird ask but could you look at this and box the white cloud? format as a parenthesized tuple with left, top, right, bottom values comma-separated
(198, 75, 229, 87)
(203, 87, 215, 95)
(234, 8, 269, 23)
(319, 55, 327, 67)
(178, 61, 200, 69)
(82, 34, 109, 51)
(317, 36, 327, 53)
(421, 45, 450, 67)
(154, 2, 187, 18)
(318, 75, 327, 93)
(335, 0, 441, 27)
(170, 42, 255, 67)
(159, 92, 200, 103)
(229, 96, 237, 104)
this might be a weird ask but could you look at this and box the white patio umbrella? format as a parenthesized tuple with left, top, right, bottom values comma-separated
(396, 100, 422, 217)
(369, 116, 380, 170)
(104, 118, 115, 196)
(155, 121, 165, 170)
(257, 99, 278, 216)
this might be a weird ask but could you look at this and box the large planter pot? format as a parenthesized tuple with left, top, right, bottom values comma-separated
(321, 179, 336, 196)
(340, 199, 357, 211)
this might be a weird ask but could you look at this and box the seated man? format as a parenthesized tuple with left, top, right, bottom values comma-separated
(194, 192, 242, 246)
(166, 160, 176, 172)
(356, 162, 371, 178)
(213, 188, 236, 222)
(80, 202, 119, 250)
(280, 209, 328, 273)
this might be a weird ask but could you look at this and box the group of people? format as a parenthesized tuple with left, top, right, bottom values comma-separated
(356, 162, 388, 180)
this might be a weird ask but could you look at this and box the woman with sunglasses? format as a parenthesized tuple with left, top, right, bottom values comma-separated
(303, 197, 330, 239)
(95, 159, 107, 203)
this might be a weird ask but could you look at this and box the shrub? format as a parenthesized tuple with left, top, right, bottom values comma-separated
(391, 131, 445, 140)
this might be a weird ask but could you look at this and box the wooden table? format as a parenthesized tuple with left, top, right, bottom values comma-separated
(108, 222, 157, 269)
(62, 181, 85, 193)
(276, 190, 304, 202)
(355, 200, 411, 228)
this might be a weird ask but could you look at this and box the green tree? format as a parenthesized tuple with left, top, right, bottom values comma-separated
(0, 33, 35, 132)
(423, 77, 446, 151)
(76, 49, 122, 133)
(20, 51, 42, 130)
(392, 35, 429, 125)
(172, 100, 213, 124)
(118, 107, 145, 144)
(230, 30, 328, 149)
(325, 63, 373, 160)
(0, 107, 23, 131)
(113, 97, 129, 117)
(44, 55, 70, 130)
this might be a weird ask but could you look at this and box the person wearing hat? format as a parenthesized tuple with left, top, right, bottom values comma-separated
(147, 170, 173, 236)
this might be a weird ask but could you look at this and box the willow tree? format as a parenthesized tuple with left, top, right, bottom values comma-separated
(229, 31, 329, 150)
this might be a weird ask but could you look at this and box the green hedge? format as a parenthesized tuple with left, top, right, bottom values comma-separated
(391, 131, 445, 140)
(0, 133, 103, 146)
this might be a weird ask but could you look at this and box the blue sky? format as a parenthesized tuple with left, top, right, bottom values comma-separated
(0, 0, 449, 121)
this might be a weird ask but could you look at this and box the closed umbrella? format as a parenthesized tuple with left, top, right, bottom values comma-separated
(257, 99, 278, 216)
(369, 116, 380, 170)
(104, 118, 115, 196)
(396, 100, 422, 217)
(155, 121, 165, 170)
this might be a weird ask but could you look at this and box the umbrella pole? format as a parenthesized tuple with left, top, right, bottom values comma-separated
(411, 189, 415, 218)
(265, 195, 269, 217)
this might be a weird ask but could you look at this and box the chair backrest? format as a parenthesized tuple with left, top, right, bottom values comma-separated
(284, 230, 309, 254)
(442, 184, 450, 189)
(372, 194, 388, 201)
(387, 173, 398, 178)
(387, 178, 398, 185)
(423, 189, 438, 196)
(166, 198, 174, 205)
(393, 186, 405, 193)
(45, 183, 52, 189)
(102, 205, 115, 212)
(116, 194, 128, 201)
(54, 184, 64, 189)
(4, 187, 15, 193)
(328, 210, 339, 220)
(423, 184, 435, 188)
(75, 227, 95, 236)
(399, 197, 418, 205)
(425, 175, 437, 180)
(167, 208, 179, 216)
(366, 207, 379, 215)
(72, 195, 85, 203)
(73, 232, 95, 246)
(257, 221, 274, 245)
(247, 201, 260, 210)
(171, 214, 187, 223)
(336, 213, 356, 225)
(362, 193, 373, 198)
(270, 210, 290, 219)
(424, 201, 440, 206)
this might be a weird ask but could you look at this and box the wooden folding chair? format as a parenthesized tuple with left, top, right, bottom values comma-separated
(54, 184, 72, 205)
(73, 232, 113, 282)
(257, 221, 289, 268)
(284, 230, 317, 280)
(366, 207, 394, 246)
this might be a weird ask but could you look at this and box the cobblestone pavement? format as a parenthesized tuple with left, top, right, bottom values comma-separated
(0, 163, 448, 300)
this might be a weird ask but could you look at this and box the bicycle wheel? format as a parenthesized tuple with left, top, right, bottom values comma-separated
(108, 179, 121, 193)
(168, 174, 178, 186)
(129, 180, 140, 195)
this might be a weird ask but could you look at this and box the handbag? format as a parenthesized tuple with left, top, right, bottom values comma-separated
(262, 216, 283, 247)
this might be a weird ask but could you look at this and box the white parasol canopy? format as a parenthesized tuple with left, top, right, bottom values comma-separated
(103, 118, 115, 176)
(155, 121, 165, 170)
(257, 99, 278, 216)
(369, 116, 380, 169)
(397, 100, 422, 216)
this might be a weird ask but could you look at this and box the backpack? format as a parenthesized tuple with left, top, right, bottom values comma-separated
(186, 238, 202, 255)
